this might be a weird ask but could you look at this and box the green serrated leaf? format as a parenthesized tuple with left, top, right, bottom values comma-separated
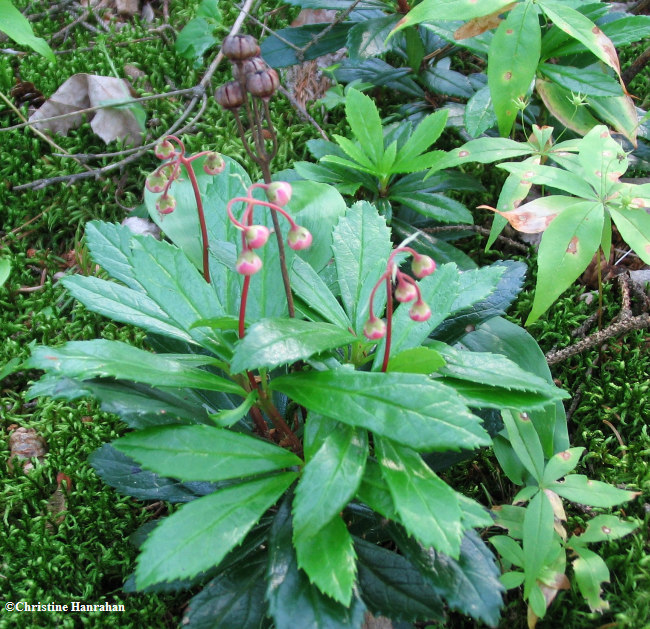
(230, 318, 355, 373)
(26, 340, 244, 396)
(271, 370, 490, 452)
(354, 537, 445, 622)
(209, 391, 258, 428)
(293, 515, 357, 605)
(550, 475, 638, 508)
(266, 498, 367, 629)
(393, 109, 448, 172)
(113, 425, 301, 482)
(293, 423, 367, 534)
(345, 88, 384, 165)
(136, 472, 295, 588)
(356, 459, 398, 520)
(527, 201, 604, 324)
(386, 347, 445, 374)
(391, 192, 473, 224)
(488, 2, 541, 136)
(332, 134, 376, 170)
(376, 437, 463, 557)
(332, 202, 392, 334)
(347, 15, 400, 60)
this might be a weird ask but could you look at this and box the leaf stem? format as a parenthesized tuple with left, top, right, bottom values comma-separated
(381, 276, 393, 373)
(182, 156, 211, 283)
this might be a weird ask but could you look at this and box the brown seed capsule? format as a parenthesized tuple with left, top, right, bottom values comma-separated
(222, 34, 260, 61)
(232, 56, 268, 80)
(245, 68, 280, 99)
(215, 81, 245, 110)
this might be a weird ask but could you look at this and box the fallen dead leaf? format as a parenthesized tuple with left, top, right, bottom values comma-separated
(29, 73, 144, 146)
(46, 472, 73, 530)
(8, 427, 47, 473)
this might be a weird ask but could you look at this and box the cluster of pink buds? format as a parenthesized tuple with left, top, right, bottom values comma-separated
(145, 135, 225, 217)
(227, 181, 312, 275)
(363, 248, 436, 340)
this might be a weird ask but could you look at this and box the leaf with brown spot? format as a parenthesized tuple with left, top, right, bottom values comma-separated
(479, 195, 576, 234)
(535, 79, 600, 136)
(454, 4, 515, 40)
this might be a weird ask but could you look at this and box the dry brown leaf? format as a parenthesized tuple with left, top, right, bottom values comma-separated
(46, 472, 73, 529)
(29, 73, 143, 146)
(8, 427, 47, 473)
(116, 0, 139, 16)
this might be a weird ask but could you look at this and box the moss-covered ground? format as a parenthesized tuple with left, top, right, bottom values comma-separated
(0, 2, 648, 628)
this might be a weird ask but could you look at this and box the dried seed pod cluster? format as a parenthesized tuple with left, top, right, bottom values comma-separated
(215, 34, 280, 109)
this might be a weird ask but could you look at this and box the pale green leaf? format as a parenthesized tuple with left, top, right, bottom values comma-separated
(550, 475, 639, 508)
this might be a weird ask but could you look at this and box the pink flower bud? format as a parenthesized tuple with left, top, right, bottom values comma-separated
(266, 181, 292, 206)
(156, 194, 176, 215)
(154, 139, 175, 160)
(235, 249, 262, 275)
(244, 225, 270, 249)
(394, 277, 417, 302)
(145, 172, 167, 193)
(363, 317, 386, 340)
(409, 300, 431, 322)
(411, 254, 436, 279)
(287, 226, 312, 250)
(203, 152, 225, 175)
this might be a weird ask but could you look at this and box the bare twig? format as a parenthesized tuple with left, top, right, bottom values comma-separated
(565, 357, 599, 423)
(422, 224, 530, 253)
(622, 45, 650, 86)
(277, 85, 329, 141)
(602, 419, 626, 450)
(546, 313, 650, 365)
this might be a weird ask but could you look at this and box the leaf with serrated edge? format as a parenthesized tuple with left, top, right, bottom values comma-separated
(345, 88, 384, 165)
(393, 109, 448, 172)
(294, 515, 356, 605)
(376, 437, 463, 557)
(386, 347, 445, 374)
(135, 472, 295, 588)
(354, 537, 445, 622)
(293, 423, 367, 534)
(230, 318, 356, 373)
(267, 498, 367, 629)
(113, 425, 301, 482)
(271, 370, 490, 452)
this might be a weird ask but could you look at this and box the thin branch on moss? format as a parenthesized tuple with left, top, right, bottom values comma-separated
(422, 224, 530, 253)
(277, 85, 329, 141)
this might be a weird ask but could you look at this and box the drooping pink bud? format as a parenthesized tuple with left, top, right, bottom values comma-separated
(409, 300, 431, 322)
(265, 181, 292, 206)
(145, 171, 167, 193)
(235, 249, 263, 275)
(203, 152, 225, 175)
(156, 194, 176, 215)
(287, 226, 312, 250)
(394, 276, 417, 302)
(244, 225, 270, 249)
(411, 254, 436, 279)
(154, 139, 175, 160)
(363, 317, 386, 340)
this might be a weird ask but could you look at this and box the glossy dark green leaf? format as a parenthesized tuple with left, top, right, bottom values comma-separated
(354, 537, 445, 622)
(183, 554, 268, 629)
(85, 220, 140, 288)
(334, 58, 424, 98)
(347, 15, 399, 60)
(356, 459, 398, 520)
(460, 316, 569, 456)
(113, 425, 301, 482)
(423, 66, 473, 99)
(266, 498, 367, 629)
(230, 318, 355, 374)
(391, 527, 504, 627)
(260, 23, 351, 67)
(293, 424, 367, 534)
(429, 340, 564, 397)
(294, 515, 357, 605)
(431, 261, 526, 344)
(538, 63, 621, 97)
(27, 340, 245, 396)
(89, 444, 217, 503)
(290, 256, 350, 329)
(136, 472, 295, 588)
(391, 192, 472, 223)
(332, 202, 392, 334)
(550, 475, 639, 508)
(27, 376, 210, 429)
(376, 437, 463, 557)
(488, 2, 541, 136)
(271, 370, 490, 452)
